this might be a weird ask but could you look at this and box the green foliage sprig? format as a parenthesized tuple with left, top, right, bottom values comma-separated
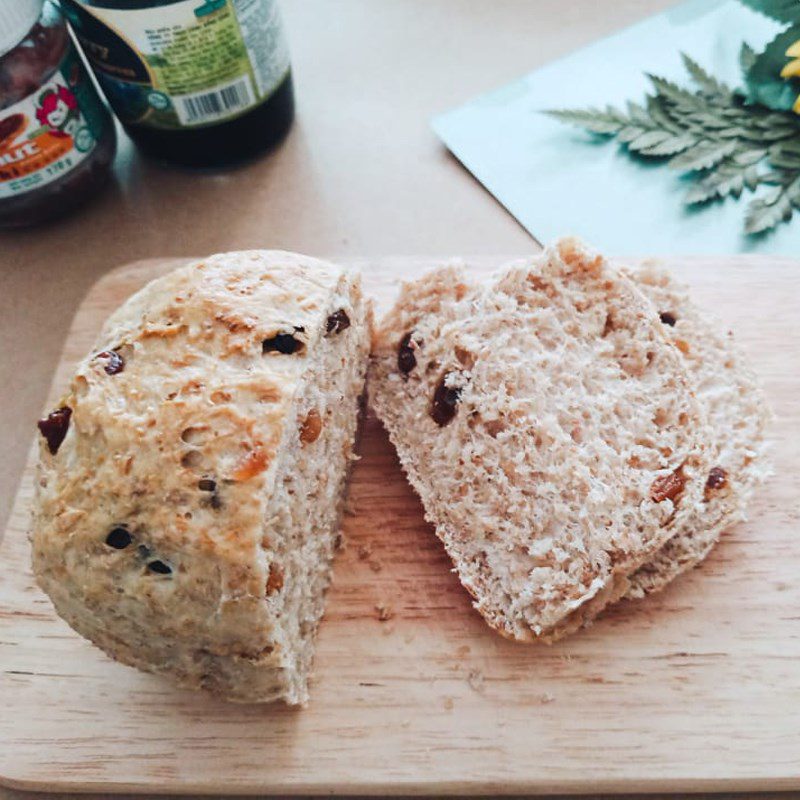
(547, 54, 800, 234)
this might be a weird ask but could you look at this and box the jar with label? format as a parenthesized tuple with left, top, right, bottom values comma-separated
(0, 0, 116, 228)
(61, 0, 295, 167)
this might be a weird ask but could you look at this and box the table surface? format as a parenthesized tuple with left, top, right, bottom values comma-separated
(2, 2, 795, 799)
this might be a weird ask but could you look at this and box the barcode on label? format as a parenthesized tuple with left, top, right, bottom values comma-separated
(174, 76, 255, 126)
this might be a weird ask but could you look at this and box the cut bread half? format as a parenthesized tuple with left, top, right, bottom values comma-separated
(32, 251, 371, 704)
(370, 240, 711, 642)
(624, 264, 772, 597)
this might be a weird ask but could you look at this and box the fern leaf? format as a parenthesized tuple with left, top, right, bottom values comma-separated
(668, 139, 738, 171)
(617, 125, 649, 143)
(758, 124, 800, 140)
(545, 108, 625, 134)
(681, 53, 730, 96)
(744, 165, 762, 191)
(768, 143, 800, 169)
(645, 95, 685, 134)
(745, 188, 795, 234)
(625, 100, 651, 126)
(640, 133, 698, 156)
(734, 148, 768, 166)
(545, 51, 800, 234)
(647, 75, 703, 110)
(688, 112, 739, 129)
(685, 159, 750, 204)
(628, 130, 673, 151)
(685, 179, 726, 204)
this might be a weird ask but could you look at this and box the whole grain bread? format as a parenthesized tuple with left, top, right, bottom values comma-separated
(31, 251, 371, 704)
(370, 239, 711, 642)
(624, 264, 772, 597)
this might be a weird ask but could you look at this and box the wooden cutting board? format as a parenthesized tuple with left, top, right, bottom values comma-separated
(1, 254, 799, 796)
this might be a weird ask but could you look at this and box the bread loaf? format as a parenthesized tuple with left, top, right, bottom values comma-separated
(624, 264, 771, 597)
(31, 251, 371, 704)
(370, 240, 711, 642)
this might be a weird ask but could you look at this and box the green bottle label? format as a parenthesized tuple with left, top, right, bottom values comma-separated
(61, 0, 291, 130)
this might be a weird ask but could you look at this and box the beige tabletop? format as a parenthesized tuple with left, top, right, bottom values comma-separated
(2, 1, 795, 798)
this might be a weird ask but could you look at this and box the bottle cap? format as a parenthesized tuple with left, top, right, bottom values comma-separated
(0, 0, 44, 59)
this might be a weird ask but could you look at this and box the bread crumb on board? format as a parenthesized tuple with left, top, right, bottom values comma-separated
(356, 542, 382, 572)
(357, 543, 372, 560)
(467, 669, 485, 693)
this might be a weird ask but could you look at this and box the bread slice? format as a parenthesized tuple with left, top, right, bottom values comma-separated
(623, 264, 772, 598)
(370, 240, 711, 642)
(31, 251, 371, 704)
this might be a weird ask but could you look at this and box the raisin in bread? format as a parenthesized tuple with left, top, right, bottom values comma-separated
(624, 264, 771, 597)
(31, 251, 371, 704)
(370, 239, 711, 642)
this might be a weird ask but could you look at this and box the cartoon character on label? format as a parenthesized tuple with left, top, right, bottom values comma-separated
(36, 85, 81, 139)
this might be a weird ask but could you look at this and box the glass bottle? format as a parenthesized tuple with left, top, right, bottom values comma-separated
(0, 0, 116, 228)
(61, 0, 295, 167)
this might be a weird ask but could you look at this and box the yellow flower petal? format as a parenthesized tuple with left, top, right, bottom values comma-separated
(794, 94, 800, 114)
(786, 40, 800, 58)
(781, 57, 800, 78)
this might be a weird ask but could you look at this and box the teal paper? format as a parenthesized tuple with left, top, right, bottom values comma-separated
(432, 0, 800, 254)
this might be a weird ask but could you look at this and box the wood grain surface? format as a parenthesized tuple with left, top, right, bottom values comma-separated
(0, 254, 798, 796)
